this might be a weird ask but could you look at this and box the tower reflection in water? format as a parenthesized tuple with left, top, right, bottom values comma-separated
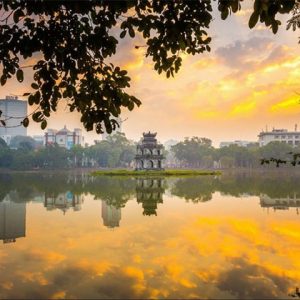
(100, 178, 165, 229)
(0, 192, 26, 244)
(136, 178, 165, 216)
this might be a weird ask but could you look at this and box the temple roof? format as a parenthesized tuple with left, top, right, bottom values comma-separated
(143, 131, 157, 138)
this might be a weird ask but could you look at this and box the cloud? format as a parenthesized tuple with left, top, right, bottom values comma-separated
(271, 95, 300, 113)
(215, 36, 273, 70)
(217, 257, 291, 299)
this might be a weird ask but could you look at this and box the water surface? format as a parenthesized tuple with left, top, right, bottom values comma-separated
(0, 172, 300, 299)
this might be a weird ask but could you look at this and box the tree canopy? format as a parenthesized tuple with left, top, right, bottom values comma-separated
(0, 0, 298, 134)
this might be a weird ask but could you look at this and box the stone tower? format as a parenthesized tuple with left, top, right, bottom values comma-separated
(135, 132, 164, 170)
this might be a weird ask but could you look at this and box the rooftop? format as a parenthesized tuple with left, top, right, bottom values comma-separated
(259, 128, 298, 136)
(143, 131, 157, 138)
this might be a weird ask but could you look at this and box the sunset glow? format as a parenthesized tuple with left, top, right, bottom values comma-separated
(0, 9, 299, 146)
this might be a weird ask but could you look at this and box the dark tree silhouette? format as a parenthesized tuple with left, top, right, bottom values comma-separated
(0, 0, 296, 133)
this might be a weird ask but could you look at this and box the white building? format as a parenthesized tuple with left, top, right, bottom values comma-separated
(44, 191, 84, 214)
(258, 127, 300, 147)
(101, 201, 121, 228)
(45, 126, 84, 149)
(0, 96, 27, 145)
(260, 193, 300, 212)
(0, 197, 26, 244)
(219, 140, 255, 148)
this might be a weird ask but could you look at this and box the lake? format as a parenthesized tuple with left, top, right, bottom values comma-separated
(0, 171, 300, 299)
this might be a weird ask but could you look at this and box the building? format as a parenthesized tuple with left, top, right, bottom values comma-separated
(44, 191, 84, 214)
(260, 193, 300, 213)
(0, 96, 27, 145)
(219, 140, 256, 148)
(135, 132, 164, 170)
(45, 126, 84, 149)
(258, 126, 300, 147)
(101, 201, 121, 228)
(101, 116, 122, 141)
(0, 197, 26, 244)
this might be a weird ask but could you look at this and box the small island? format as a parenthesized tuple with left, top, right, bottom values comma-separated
(91, 169, 221, 177)
(92, 132, 221, 177)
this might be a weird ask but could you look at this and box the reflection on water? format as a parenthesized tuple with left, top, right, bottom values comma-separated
(260, 193, 300, 213)
(102, 201, 121, 228)
(136, 178, 165, 216)
(0, 198, 26, 243)
(1, 172, 300, 298)
(44, 192, 84, 213)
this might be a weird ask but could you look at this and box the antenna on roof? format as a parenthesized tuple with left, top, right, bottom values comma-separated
(295, 124, 298, 132)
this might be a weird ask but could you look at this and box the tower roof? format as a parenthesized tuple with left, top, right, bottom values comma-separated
(143, 131, 157, 138)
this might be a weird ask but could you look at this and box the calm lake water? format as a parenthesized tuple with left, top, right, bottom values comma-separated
(1, 172, 300, 299)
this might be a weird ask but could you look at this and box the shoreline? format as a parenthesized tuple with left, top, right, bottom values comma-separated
(91, 169, 221, 177)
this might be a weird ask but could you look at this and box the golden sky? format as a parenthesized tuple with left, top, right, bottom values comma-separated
(1, 191, 300, 299)
(0, 5, 299, 146)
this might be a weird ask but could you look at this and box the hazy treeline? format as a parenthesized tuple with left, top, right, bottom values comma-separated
(1, 173, 300, 206)
(0, 133, 136, 170)
(0, 134, 299, 170)
(170, 137, 300, 169)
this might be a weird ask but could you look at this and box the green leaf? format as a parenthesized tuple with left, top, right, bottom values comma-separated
(16, 69, 24, 82)
(0, 75, 6, 86)
(41, 120, 47, 130)
(272, 21, 278, 34)
(221, 9, 229, 20)
(31, 83, 39, 89)
(32, 111, 43, 122)
(120, 30, 126, 38)
(13, 9, 24, 23)
(249, 12, 259, 29)
(22, 117, 29, 128)
(28, 95, 35, 105)
(129, 27, 135, 38)
(128, 101, 134, 111)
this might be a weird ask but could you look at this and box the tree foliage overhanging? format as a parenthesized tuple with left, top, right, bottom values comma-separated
(0, 0, 298, 134)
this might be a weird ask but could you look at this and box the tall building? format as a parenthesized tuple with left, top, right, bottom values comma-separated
(101, 201, 121, 228)
(258, 126, 300, 147)
(0, 96, 27, 145)
(45, 126, 84, 149)
(0, 197, 26, 244)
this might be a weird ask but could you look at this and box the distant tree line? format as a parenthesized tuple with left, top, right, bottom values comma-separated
(171, 137, 300, 169)
(1, 133, 300, 170)
(2, 173, 300, 207)
(0, 132, 136, 170)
